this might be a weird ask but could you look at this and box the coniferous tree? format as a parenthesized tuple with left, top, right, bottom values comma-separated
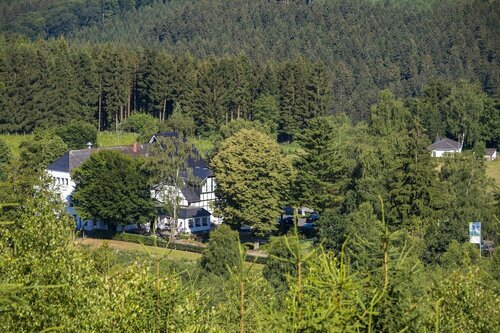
(200, 224, 242, 276)
(294, 115, 357, 213)
(192, 58, 228, 133)
(251, 94, 280, 135)
(386, 118, 440, 230)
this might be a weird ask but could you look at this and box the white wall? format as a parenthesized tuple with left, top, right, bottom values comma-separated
(159, 216, 211, 234)
(432, 149, 461, 157)
(152, 186, 188, 207)
(47, 170, 75, 203)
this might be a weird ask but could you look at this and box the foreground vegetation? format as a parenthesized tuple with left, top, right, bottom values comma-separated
(1, 185, 498, 332)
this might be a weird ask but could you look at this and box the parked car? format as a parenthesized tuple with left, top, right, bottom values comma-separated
(302, 222, 316, 229)
(240, 225, 253, 232)
(306, 213, 320, 223)
(481, 240, 495, 256)
(281, 216, 295, 225)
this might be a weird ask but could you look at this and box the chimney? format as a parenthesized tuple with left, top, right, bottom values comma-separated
(132, 142, 138, 153)
(86, 142, 93, 149)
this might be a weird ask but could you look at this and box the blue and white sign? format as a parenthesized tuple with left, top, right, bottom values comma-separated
(469, 222, 481, 244)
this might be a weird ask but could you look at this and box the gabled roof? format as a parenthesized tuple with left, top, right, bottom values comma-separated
(47, 152, 70, 172)
(148, 132, 180, 144)
(188, 157, 213, 179)
(179, 207, 211, 219)
(427, 138, 461, 151)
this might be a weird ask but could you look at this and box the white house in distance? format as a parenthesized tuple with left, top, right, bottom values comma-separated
(46, 134, 219, 234)
(428, 137, 462, 157)
(484, 148, 497, 161)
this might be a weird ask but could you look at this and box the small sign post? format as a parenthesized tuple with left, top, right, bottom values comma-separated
(469, 221, 481, 257)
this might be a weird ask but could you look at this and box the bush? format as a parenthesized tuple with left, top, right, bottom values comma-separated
(120, 113, 159, 142)
(56, 121, 97, 150)
(200, 225, 242, 276)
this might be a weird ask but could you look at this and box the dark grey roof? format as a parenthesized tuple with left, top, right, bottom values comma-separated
(188, 157, 213, 179)
(181, 186, 202, 203)
(428, 138, 461, 151)
(47, 144, 149, 172)
(148, 132, 180, 144)
(485, 148, 497, 156)
(179, 207, 211, 219)
(47, 152, 70, 172)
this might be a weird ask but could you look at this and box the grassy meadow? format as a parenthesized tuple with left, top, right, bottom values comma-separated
(77, 238, 264, 273)
(0, 131, 138, 157)
(96, 131, 138, 147)
(485, 158, 500, 187)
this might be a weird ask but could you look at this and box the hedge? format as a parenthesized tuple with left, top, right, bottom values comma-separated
(113, 233, 206, 254)
(112, 232, 268, 264)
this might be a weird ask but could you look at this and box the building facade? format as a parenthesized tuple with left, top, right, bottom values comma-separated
(46, 137, 220, 234)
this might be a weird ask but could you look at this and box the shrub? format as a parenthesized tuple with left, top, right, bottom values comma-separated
(200, 225, 242, 276)
(120, 113, 159, 142)
(56, 121, 97, 150)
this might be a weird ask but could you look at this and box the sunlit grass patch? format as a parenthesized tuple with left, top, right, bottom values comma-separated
(97, 131, 138, 147)
(0, 134, 32, 157)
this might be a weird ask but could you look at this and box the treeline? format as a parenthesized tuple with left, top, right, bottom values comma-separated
(1, 37, 498, 146)
(0, 0, 498, 123)
(0, 38, 332, 141)
(0, 0, 163, 39)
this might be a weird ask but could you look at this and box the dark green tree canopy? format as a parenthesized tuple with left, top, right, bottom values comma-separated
(72, 150, 154, 227)
(19, 130, 68, 172)
(56, 121, 97, 150)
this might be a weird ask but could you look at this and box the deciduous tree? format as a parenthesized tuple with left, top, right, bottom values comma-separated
(72, 150, 153, 229)
(211, 129, 295, 236)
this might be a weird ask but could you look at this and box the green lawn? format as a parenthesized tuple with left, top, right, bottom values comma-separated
(97, 131, 138, 147)
(0, 133, 32, 157)
(77, 238, 201, 274)
(485, 159, 500, 187)
(77, 238, 264, 272)
(0, 131, 138, 157)
(78, 238, 201, 260)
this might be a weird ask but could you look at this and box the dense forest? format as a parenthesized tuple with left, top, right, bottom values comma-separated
(0, 0, 499, 136)
(0, 0, 499, 332)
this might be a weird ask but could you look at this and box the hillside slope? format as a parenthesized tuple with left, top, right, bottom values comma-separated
(70, 0, 500, 115)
